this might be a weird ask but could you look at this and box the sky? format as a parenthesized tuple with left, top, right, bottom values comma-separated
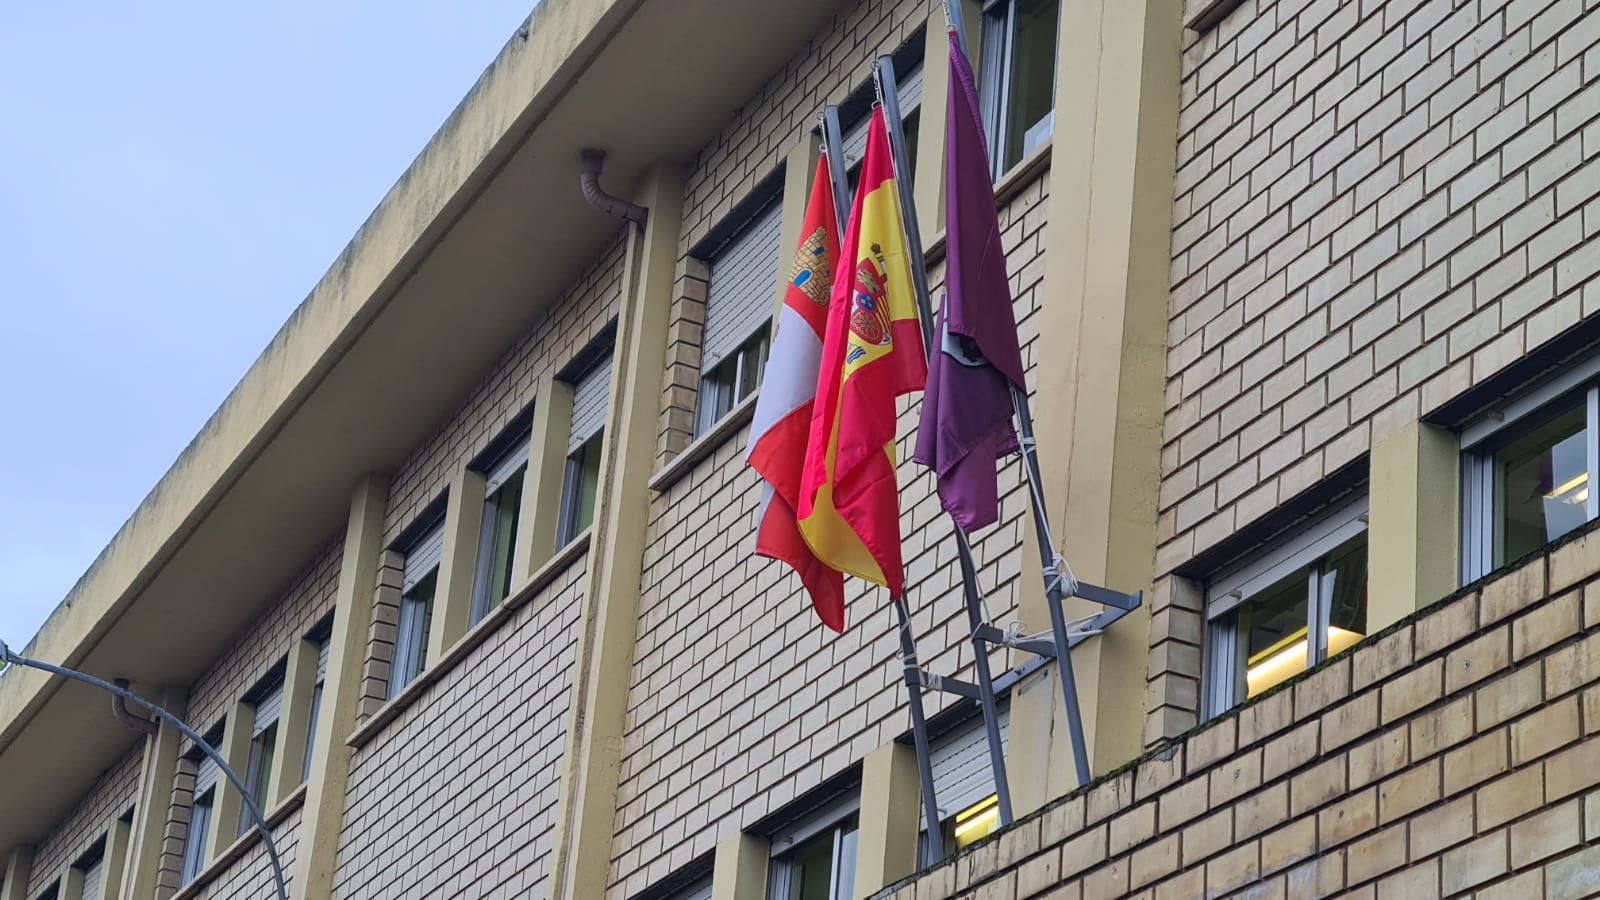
(0, 1, 538, 649)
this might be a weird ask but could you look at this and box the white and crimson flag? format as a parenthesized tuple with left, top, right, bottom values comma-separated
(746, 154, 848, 630)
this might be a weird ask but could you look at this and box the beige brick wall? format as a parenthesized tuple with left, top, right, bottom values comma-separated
(879, 522, 1600, 900)
(23, 744, 141, 895)
(1150, 0, 1600, 741)
(611, 0, 1054, 875)
(655, 0, 934, 462)
(380, 229, 627, 547)
(331, 552, 587, 900)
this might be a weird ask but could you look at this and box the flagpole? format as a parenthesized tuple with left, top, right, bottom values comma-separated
(821, 106, 948, 862)
(872, 62, 1016, 828)
(942, 6, 1094, 788)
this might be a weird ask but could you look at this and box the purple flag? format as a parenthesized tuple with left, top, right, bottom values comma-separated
(913, 29, 1028, 533)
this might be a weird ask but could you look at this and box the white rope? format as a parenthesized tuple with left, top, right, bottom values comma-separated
(1017, 433, 1080, 600)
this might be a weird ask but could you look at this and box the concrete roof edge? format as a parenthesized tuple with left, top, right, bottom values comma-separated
(0, 0, 636, 744)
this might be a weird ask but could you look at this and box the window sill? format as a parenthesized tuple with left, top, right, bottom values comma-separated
(1185, 0, 1246, 32)
(346, 530, 593, 750)
(650, 391, 760, 493)
(172, 782, 307, 900)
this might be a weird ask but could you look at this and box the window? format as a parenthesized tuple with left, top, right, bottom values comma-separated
(1460, 369, 1600, 582)
(303, 635, 329, 784)
(74, 840, 105, 900)
(238, 675, 283, 836)
(1202, 498, 1369, 717)
(391, 522, 445, 697)
(697, 197, 782, 434)
(979, 0, 1060, 177)
(35, 882, 57, 900)
(840, 61, 924, 193)
(767, 799, 859, 900)
(559, 351, 611, 546)
(470, 434, 529, 624)
(923, 707, 1008, 862)
(181, 735, 222, 885)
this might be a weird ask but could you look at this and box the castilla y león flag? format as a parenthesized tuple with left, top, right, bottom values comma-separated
(796, 108, 927, 618)
(747, 155, 847, 630)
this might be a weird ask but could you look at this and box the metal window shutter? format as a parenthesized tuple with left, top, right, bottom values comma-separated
(195, 753, 221, 796)
(840, 63, 924, 173)
(701, 199, 782, 370)
(484, 439, 530, 494)
(403, 523, 446, 591)
(80, 862, 102, 900)
(568, 353, 613, 453)
(316, 639, 330, 683)
(927, 707, 1009, 822)
(252, 683, 283, 736)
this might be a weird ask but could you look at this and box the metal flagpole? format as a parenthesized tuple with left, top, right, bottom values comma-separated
(871, 63, 1015, 827)
(0, 640, 289, 900)
(942, 3, 1093, 787)
(820, 106, 948, 861)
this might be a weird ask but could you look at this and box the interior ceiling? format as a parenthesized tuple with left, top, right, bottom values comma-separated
(0, 0, 848, 853)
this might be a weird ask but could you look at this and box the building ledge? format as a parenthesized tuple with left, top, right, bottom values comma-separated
(346, 530, 592, 750)
(650, 392, 759, 493)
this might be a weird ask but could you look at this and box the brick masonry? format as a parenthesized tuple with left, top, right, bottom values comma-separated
(878, 521, 1600, 900)
(331, 551, 587, 900)
(1148, 0, 1600, 744)
(24, 744, 141, 896)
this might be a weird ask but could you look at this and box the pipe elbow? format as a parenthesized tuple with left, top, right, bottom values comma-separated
(112, 678, 159, 736)
(579, 149, 648, 228)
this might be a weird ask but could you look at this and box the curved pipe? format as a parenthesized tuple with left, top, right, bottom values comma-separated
(580, 149, 648, 227)
(112, 678, 159, 735)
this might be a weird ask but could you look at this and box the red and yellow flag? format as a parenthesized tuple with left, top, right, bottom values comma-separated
(797, 108, 926, 609)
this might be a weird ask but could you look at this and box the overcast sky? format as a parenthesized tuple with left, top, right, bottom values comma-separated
(0, 2, 537, 649)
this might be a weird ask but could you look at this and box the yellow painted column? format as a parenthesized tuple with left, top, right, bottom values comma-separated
(1009, 0, 1183, 805)
(124, 687, 185, 900)
(710, 834, 769, 900)
(61, 866, 85, 900)
(911, 0, 981, 245)
(1, 848, 32, 900)
(207, 700, 255, 857)
(1370, 421, 1459, 630)
(269, 636, 320, 808)
(513, 378, 574, 581)
(547, 164, 684, 900)
(851, 743, 920, 899)
(291, 474, 389, 900)
(430, 467, 488, 660)
(99, 817, 131, 900)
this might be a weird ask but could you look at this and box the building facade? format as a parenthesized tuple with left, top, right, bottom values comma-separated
(2, 0, 1598, 897)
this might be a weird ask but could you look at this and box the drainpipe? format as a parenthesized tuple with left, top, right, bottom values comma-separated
(112, 678, 159, 736)
(579, 149, 648, 227)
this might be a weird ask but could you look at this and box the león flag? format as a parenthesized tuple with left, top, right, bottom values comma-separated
(747, 155, 847, 630)
(796, 108, 926, 614)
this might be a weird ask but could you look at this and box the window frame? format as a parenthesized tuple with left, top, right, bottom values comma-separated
(72, 839, 106, 900)
(469, 434, 530, 624)
(180, 729, 222, 887)
(558, 431, 604, 547)
(390, 520, 445, 697)
(1459, 357, 1600, 583)
(766, 794, 860, 900)
(237, 673, 284, 836)
(978, 0, 1061, 179)
(1202, 496, 1369, 718)
(302, 633, 329, 784)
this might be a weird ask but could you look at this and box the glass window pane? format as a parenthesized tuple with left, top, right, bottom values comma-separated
(1001, 0, 1060, 171)
(182, 789, 214, 883)
(1323, 534, 1369, 659)
(302, 684, 322, 783)
(576, 433, 603, 535)
(785, 830, 836, 900)
(948, 794, 1001, 850)
(1495, 403, 1588, 565)
(1239, 569, 1310, 699)
(832, 824, 858, 900)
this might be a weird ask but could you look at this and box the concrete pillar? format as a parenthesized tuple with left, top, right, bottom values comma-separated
(513, 378, 574, 580)
(546, 164, 684, 900)
(430, 467, 488, 660)
(1008, 0, 1183, 806)
(1, 847, 32, 900)
(62, 866, 85, 900)
(291, 474, 389, 900)
(852, 743, 920, 899)
(207, 700, 255, 855)
(1370, 421, 1460, 631)
(269, 636, 320, 809)
(100, 817, 131, 900)
(121, 688, 184, 900)
(710, 834, 769, 900)
(911, 0, 982, 245)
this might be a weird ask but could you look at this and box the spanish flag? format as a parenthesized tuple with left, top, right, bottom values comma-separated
(797, 108, 926, 612)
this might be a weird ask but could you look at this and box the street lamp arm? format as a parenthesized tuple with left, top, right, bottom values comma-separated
(0, 640, 288, 900)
